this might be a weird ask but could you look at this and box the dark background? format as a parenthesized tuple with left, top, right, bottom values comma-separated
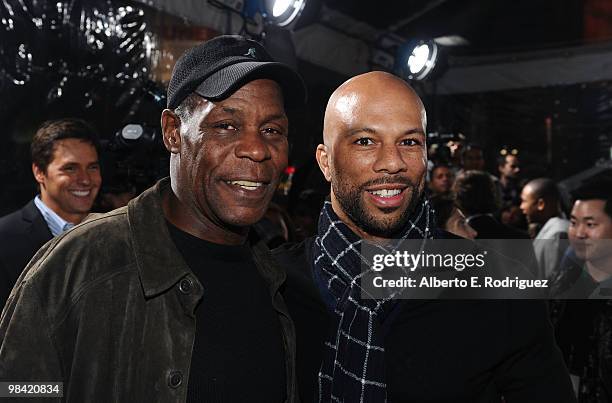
(1, 0, 611, 215)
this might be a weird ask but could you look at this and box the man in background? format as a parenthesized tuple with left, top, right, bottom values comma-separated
(497, 152, 522, 207)
(0, 118, 101, 307)
(549, 175, 612, 401)
(550, 176, 612, 296)
(520, 177, 569, 278)
(428, 163, 454, 196)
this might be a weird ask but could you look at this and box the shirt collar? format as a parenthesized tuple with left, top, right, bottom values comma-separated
(34, 195, 75, 237)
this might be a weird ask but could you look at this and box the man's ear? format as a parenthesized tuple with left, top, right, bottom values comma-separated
(161, 109, 181, 154)
(536, 198, 546, 211)
(315, 144, 332, 182)
(32, 163, 45, 186)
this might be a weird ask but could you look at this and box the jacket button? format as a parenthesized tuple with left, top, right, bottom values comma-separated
(179, 278, 193, 294)
(168, 370, 183, 388)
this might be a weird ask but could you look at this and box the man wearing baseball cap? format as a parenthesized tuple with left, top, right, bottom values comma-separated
(0, 35, 306, 402)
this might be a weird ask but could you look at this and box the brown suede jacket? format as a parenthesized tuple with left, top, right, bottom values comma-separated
(0, 178, 298, 403)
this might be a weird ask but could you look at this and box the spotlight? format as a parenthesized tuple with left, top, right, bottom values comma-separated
(273, 0, 291, 16)
(263, 0, 306, 27)
(396, 39, 439, 81)
(209, 0, 312, 31)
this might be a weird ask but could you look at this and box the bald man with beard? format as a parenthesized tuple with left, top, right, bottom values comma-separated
(275, 72, 575, 403)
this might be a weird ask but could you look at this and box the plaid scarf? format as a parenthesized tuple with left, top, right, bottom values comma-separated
(313, 198, 434, 403)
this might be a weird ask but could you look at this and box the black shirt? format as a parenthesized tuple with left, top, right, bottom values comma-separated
(168, 223, 286, 403)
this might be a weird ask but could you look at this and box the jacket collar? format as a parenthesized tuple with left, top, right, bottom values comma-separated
(127, 178, 192, 298)
(249, 230, 286, 293)
(21, 199, 42, 223)
(127, 178, 286, 298)
(22, 199, 53, 243)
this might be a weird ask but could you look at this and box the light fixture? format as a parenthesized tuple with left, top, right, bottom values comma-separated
(398, 39, 438, 81)
(262, 0, 306, 27)
(208, 0, 310, 32)
(273, 0, 291, 16)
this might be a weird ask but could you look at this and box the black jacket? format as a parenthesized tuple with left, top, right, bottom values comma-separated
(0, 179, 298, 403)
(275, 236, 576, 403)
(548, 251, 612, 402)
(0, 200, 52, 308)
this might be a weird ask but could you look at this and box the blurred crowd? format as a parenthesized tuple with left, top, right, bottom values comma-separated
(425, 138, 612, 402)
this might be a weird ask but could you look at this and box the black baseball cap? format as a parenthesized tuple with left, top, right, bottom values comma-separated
(167, 35, 307, 109)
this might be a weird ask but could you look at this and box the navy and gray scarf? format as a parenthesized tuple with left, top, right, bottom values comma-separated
(313, 197, 434, 402)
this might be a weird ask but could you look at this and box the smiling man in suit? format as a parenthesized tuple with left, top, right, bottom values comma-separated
(0, 118, 101, 308)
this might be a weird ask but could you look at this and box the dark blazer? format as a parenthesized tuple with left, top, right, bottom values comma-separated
(0, 200, 52, 309)
(275, 235, 576, 403)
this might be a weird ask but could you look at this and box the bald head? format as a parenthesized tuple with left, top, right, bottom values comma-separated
(525, 178, 560, 203)
(323, 71, 426, 148)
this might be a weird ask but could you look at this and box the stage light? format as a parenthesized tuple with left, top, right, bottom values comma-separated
(401, 39, 438, 81)
(263, 0, 306, 27)
(273, 0, 291, 16)
(210, 0, 312, 31)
